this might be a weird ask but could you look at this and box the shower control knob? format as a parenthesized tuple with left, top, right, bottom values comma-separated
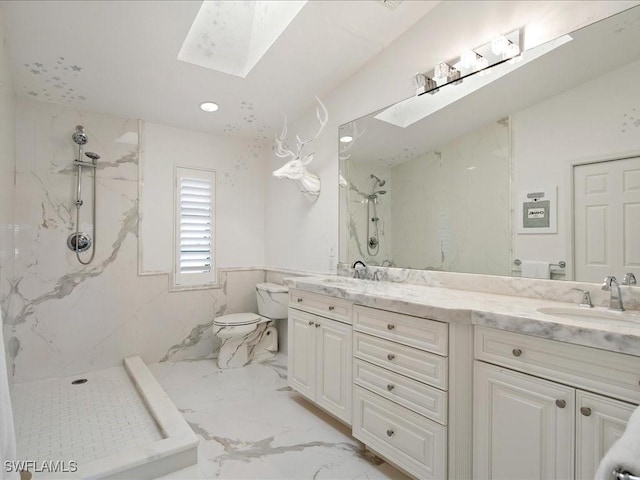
(556, 399, 566, 409)
(387, 353, 395, 361)
(580, 407, 592, 417)
(387, 324, 395, 330)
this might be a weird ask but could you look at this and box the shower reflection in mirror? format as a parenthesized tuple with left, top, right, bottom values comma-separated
(67, 125, 100, 264)
(367, 174, 386, 256)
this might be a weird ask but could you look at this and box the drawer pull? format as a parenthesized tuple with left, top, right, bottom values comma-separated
(387, 324, 395, 330)
(328, 305, 335, 311)
(580, 407, 592, 417)
(297, 297, 303, 303)
(315, 323, 320, 328)
(387, 353, 395, 361)
(386, 384, 395, 391)
(556, 399, 566, 409)
(308, 320, 314, 325)
(512, 348, 522, 357)
(386, 429, 394, 437)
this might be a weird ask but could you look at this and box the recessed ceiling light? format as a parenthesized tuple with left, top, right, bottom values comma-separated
(200, 101, 219, 112)
(340, 135, 353, 143)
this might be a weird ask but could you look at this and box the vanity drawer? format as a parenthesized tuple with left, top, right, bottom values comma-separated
(354, 358, 447, 425)
(354, 332, 448, 390)
(289, 289, 352, 324)
(475, 326, 640, 404)
(353, 305, 448, 355)
(353, 386, 447, 480)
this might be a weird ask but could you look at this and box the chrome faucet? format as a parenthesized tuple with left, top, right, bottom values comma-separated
(601, 276, 624, 311)
(352, 260, 366, 279)
(571, 288, 593, 308)
(622, 273, 637, 286)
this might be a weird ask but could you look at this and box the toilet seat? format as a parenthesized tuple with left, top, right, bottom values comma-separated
(213, 313, 261, 327)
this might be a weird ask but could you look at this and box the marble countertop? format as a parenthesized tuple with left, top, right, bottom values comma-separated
(284, 276, 640, 356)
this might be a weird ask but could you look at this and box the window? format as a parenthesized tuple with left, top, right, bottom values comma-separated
(174, 167, 216, 287)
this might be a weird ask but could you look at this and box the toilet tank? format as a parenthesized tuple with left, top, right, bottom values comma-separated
(256, 283, 289, 319)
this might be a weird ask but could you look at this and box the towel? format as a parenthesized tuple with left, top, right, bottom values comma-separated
(596, 405, 640, 480)
(521, 260, 551, 279)
(0, 315, 19, 480)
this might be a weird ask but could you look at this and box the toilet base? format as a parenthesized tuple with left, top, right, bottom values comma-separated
(215, 320, 277, 369)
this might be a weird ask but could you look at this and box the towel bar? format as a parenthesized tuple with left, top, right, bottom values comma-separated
(614, 469, 640, 480)
(513, 259, 566, 269)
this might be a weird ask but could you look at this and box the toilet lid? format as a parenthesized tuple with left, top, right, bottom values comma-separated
(214, 313, 261, 326)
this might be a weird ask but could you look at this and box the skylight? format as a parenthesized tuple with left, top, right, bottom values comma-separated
(178, 1, 307, 78)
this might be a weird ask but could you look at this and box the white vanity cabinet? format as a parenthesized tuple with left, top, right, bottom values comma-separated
(352, 305, 450, 480)
(473, 326, 640, 480)
(288, 290, 353, 424)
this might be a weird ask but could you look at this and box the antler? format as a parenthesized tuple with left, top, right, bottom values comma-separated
(294, 96, 328, 156)
(274, 113, 297, 159)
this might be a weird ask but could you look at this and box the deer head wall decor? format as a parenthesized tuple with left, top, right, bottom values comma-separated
(272, 96, 328, 200)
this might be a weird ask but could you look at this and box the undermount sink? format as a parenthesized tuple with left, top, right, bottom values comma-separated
(537, 307, 640, 324)
(320, 277, 364, 287)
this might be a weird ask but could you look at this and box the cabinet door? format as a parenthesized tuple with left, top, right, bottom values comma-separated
(474, 362, 574, 480)
(315, 316, 352, 424)
(288, 309, 316, 400)
(576, 390, 636, 480)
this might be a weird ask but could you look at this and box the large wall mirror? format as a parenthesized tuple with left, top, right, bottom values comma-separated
(339, 6, 640, 284)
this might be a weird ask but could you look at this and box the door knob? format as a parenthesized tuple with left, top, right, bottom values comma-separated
(556, 399, 566, 408)
(512, 348, 522, 357)
(387, 353, 395, 361)
(580, 407, 592, 416)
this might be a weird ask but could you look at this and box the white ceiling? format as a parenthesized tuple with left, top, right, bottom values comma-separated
(0, 0, 439, 139)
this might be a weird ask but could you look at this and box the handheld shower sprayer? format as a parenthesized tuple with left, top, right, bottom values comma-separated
(67, 125, 99, 265)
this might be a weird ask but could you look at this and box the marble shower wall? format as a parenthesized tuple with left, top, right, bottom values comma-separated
(2, 98, 268, 383)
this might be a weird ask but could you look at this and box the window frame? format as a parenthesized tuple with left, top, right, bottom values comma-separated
(172, 166, 217, 289)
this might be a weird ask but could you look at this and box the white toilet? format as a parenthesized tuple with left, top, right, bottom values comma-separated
(212, 282, 288, 369)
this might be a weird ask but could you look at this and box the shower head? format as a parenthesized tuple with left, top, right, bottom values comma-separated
(72, 125, 88, 146)
(370, 173, 386, 187)
(85, 152, 100, 161)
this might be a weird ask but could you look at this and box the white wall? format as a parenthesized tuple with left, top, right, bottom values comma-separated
(140, 122, 269, 273)
(390, 120, 511, 274)
(265, 1, 637, 272)
(513, 58, 640, 279)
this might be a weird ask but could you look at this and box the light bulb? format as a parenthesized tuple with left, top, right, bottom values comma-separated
(505, 42, 520, 58)
(475, 56, 489, 71)
(491, 36, 509, 56)
(461, 51, 479, 69)
(434, 62, 452, 81)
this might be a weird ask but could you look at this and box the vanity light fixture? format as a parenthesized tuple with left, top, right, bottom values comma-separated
(340, 135, 353, 143)
(199, 101, 219, 112)
(413, 72, 438, 96)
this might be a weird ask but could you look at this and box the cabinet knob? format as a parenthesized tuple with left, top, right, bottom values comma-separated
(387, 324, 395, 330)
(387, 384, 395, 391)
(512, 348, 522, 357)
(297, 297, 303, 303)
(308, 320, 314, 325)
(328, 305, 335, 311)
(556, 399, 566, 408)
(387, 353, 395, 361)
(580, 407, 592, 417)
(315, 323, 320, 328)
(386, 429, 394, 437)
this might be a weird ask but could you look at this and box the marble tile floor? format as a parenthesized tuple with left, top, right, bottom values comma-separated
(149, 354, 411, 480)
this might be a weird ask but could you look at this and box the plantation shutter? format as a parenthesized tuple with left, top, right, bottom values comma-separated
(174, 167, 216, 286)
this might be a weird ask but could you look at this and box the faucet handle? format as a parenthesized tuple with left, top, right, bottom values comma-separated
(571, 288, 593, 308)
(622, 273, 637, 286)
(601, 276, 617, 290)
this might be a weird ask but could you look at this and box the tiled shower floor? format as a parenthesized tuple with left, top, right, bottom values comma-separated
(11, 366, 163, 468)
(150, 354, 411, 480)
